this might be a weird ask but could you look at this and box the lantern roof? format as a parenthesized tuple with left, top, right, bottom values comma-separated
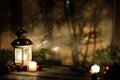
(11, 29, 33, 47)
(11, 38, 33, 47)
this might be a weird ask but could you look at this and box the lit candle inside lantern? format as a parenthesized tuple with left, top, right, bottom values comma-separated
(28, 61, 37, 72)
(18, 53, 27, 61)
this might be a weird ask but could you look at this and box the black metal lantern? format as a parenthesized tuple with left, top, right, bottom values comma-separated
(11, 29, 33, 65)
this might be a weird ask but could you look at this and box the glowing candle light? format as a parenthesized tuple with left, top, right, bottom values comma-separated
(91, 64, 100, 74)
(28, 61, 37, 72)
(18, 52, 27, 61)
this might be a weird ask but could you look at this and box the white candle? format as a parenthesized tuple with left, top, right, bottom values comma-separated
(91, 64, 100, 74)
(28, 61, 37, 72)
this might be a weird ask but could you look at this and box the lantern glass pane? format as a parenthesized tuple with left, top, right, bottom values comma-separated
(24, 48, 32, 65)
(15, 48, 22, 64)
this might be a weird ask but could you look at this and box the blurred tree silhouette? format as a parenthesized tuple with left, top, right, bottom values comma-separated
(7, 0, 113, 66)
(24, 0, 113, 65)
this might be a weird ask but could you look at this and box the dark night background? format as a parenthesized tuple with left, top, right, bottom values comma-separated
(0, 0, 117, 49)
(0, 0, 119, 65)
(0, 1, 120, 80)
